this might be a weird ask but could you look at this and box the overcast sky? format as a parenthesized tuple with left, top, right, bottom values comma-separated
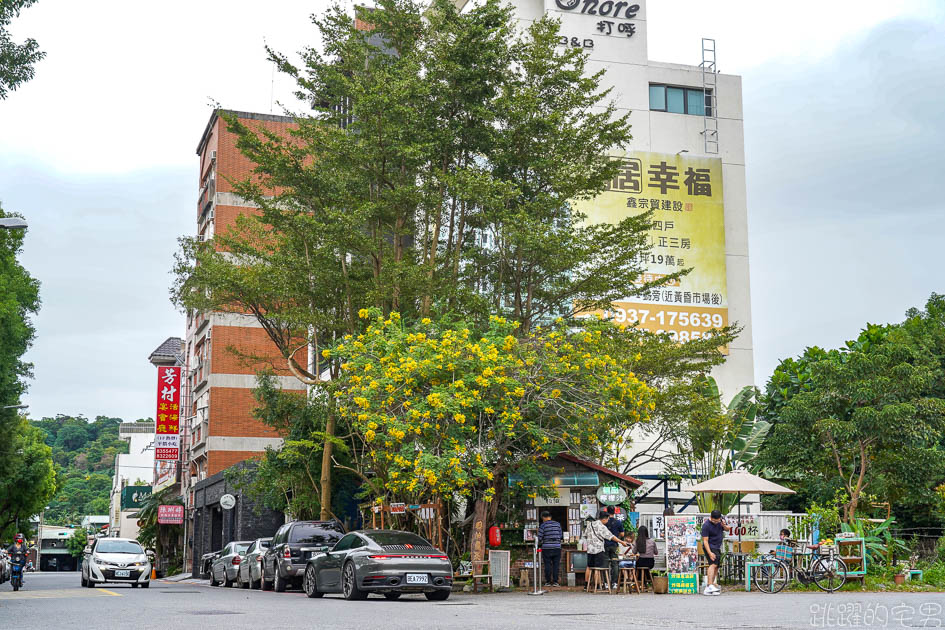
(1, 0, 943, 421)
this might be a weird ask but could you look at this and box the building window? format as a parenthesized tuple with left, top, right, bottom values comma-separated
(649, 84, 711, 116)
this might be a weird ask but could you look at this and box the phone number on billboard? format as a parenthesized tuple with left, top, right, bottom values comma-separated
(609, 307, 724, 329)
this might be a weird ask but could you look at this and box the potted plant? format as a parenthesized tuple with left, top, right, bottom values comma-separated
(893, 565, 906, 586)
(652, 570, 669, 594)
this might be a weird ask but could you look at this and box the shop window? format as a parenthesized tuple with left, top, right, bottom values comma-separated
(649, 84, 712, 116)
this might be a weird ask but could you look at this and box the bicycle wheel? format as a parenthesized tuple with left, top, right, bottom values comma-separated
(753, 559, 789, 594)
(812, 557, 847, 592)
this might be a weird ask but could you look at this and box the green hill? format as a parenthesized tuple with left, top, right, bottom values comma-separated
(33, 415, 149, 525)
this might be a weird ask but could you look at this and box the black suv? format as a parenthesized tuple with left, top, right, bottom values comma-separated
(262, 520, 344, 592)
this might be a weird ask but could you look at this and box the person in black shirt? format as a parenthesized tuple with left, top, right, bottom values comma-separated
(700, 510, 731, 595)
(604, 506, 623, 588)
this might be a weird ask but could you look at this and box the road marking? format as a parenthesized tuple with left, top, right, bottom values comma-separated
(0, 588, 121, 600)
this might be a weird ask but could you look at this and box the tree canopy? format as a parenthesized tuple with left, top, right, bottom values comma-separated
(758, 294, 945, 524)
(0, 0, 44, 99)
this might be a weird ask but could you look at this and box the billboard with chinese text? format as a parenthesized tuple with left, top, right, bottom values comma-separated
(574, 151, 728, 350)
(154, 366, 181, 461)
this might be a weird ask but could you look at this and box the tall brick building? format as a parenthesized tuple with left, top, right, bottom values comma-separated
(185, 110, 308, 500)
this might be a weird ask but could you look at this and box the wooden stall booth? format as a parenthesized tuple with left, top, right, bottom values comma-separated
(506, 452, 643, 585)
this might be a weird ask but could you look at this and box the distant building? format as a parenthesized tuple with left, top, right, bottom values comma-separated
(108, 421, 155, 540)
(36, 525, 78, 572)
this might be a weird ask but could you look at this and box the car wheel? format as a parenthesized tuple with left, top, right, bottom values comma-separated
(240, 571, 249, 589)
(251, 570, 262, 590)
(132, 583, 139, 588)
(383, 592, 401, 600)
(81, 573, 88, 587)
(303, 566, 324, 598)
(342, 562, 367, 601)
(274, 570, 286, 593)
(87, 580, 95, 589)
(223, 570, 234, 588)
(209, 572, 218, 586)
(261, 565, 273, 591)
(141, 582, 150, 589)
(425, 590, 450, 601)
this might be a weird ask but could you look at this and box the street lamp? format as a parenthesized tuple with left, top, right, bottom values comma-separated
(2, 404, 28, 410)
(0, 218, 28, 230)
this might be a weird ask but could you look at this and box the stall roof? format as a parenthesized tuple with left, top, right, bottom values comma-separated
(556, 452, 644, 488)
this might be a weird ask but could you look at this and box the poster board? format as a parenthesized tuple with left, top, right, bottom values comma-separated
(668, 572, 700, 594)
(666, 515, 700, 574)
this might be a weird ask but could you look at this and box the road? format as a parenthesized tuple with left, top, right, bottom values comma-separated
(0, 571, 940, 629)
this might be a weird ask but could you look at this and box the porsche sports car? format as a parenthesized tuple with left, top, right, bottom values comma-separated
(302, 529, 452, 601)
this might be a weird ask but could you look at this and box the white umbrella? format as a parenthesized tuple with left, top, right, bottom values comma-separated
(688, 469, 795, 546)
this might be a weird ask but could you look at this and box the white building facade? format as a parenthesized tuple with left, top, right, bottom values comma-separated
(109, 422, 156, 540)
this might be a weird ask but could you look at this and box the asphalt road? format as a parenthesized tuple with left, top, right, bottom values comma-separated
(1, 571, 941, 629)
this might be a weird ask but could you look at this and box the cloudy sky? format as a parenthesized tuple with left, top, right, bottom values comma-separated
(1, 0, 942, 421)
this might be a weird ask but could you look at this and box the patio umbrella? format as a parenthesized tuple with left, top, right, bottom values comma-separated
(687, 469, 795, 545)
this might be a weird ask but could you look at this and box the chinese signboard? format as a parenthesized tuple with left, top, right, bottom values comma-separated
(574, 151, 729, 351)
(157, 504, 184, 525)
(153, 461, 176, 492)
(668, 572, 700, 594)
(534, 487, 570, 507)
(154, 366, 181, 461)
(120, 486, 152, 510)
(595, 484, 627, 506)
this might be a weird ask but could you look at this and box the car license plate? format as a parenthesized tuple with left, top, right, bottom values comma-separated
(406, 573, 428, 584)
(114, 570, 130, 577)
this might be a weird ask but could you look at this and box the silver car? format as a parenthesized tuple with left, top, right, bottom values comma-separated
(209, 541, 251, 587)
(302, 530, 452, 601)
(237, 538, 271, 589)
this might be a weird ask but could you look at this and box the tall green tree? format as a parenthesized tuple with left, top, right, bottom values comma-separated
(0, 417, 57, 538)
(0, 0, 44, 99)
(172, 0, 677, 523)
(0, 204, 53, 539)
(758, 298, 945, 523)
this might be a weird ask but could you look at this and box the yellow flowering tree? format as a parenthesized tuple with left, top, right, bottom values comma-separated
(334, 309, 654, 561)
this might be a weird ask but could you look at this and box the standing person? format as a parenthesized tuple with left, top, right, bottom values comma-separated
(582, 510, 626, 591)
(700, 510, 731, 596)
(537, 511, 563, 587)
(604, 506, 623, 589)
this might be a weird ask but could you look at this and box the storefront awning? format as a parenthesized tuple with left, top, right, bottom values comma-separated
(507, 471, 600, 488)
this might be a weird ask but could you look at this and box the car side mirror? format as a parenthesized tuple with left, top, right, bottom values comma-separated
(83, 545, 92, 555)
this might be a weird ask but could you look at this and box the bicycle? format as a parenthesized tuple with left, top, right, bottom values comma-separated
(753, 540, 847, 593)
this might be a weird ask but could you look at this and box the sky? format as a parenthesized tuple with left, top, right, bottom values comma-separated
(1, 0, 943, 421)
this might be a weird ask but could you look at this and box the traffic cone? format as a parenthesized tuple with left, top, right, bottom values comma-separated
(151, 567, 157, 580)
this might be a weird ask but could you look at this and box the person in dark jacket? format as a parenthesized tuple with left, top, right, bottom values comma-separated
(604, 506, 623, 588)
(537, 511, 563, 586)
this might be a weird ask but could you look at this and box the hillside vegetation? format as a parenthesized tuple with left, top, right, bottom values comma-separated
(34, 415, 149, 524)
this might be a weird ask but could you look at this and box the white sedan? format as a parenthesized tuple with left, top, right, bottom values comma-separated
(81, 538, 152, 588)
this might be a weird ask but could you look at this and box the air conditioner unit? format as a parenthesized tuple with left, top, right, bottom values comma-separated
(210, 150, 217, 161)
(208, 209, 214, 220)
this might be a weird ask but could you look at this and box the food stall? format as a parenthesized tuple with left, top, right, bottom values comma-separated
(505, 452, 643, 584)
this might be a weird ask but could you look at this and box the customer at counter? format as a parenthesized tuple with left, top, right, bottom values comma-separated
(581, 510, 626, 591)
(633, 525, 657, 570)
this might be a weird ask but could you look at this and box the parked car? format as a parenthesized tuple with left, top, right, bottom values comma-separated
(262, 520, 344, 592)
(0, 551, 9, 583)
(209, 540, 252, 587)
(199, 551, 217, 579)
(236, 537, 271, 589)
(81, 537, 152, 588)
(302, 529, 452, 601)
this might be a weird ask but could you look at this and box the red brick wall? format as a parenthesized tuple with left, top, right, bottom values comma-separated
(208, 450, 265, 477)
(208, 387, 283, 438)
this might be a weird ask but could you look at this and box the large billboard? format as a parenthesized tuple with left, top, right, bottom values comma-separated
(574, 151, 728, 348)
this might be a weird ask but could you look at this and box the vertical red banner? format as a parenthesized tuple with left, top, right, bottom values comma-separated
(155, 366, 181, 461)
